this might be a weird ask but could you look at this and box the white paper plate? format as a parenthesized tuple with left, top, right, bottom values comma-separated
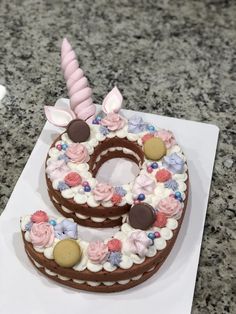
(0, 104, 219, 314)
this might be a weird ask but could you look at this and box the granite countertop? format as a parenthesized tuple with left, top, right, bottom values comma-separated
(0, 0, 235, 312)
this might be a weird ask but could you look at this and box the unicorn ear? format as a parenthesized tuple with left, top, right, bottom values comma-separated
(44, 106, 76, 127)
(102, 86, 123, 114)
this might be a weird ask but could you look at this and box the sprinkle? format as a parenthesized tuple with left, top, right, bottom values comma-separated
(137, 193, 145, 201)
(56, 144, 62, 151)
(84, 185, 91, 192)
(61, 143, 68, 150)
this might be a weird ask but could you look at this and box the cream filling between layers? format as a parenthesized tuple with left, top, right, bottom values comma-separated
(29, 254, 156, 287)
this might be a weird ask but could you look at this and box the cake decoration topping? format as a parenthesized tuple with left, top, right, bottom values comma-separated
(66, 119, 91, 143)
(61, 38, 96, 122)
(101, 113, 126, 131)
(163, 153, 185, 174)
(93, 183, 114, 202)
(157, 130, 176, 149)
(143, 137, 167, 161)
(54, 219, 78, 240)
(107, 239, 122, 252)
(128, 203, 156, 230)
(125, 230, 152, 257)
(141, 133, 154, 143)
(87, 240, 109, 264)
(128, 116, 146, 134)
(46, 159, 70, 180)
(111, 193, 122, 204)
(30, 222, 55, 248)
(108, 252, 122, 266)
(66, 143, 89, 163)
(57, 181, 70, 191)
(99, 125, 109, 136)
(44, 106, 76, 127)
(102, 86, 123, 114)
(53, 239, 82, 268)
(31, 210, 49, 223)
(154, 212, 168, 228)
(114, 186, 127, 196)
(157, 195, 182, 219)
(64, 172, 82, 187)
(164, 179, 179, 191)
(155, 169, 172, 182)
(132, 174, 155, 197)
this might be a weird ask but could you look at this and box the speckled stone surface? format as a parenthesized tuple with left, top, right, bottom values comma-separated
(0, 0, 235, 312)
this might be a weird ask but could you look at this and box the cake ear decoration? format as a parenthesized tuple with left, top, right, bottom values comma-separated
(44, 106, 76, 127)
(61, 38, 96, 123)
(102, 86, 123, 114)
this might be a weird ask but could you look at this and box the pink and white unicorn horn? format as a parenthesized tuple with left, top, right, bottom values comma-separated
(44, 38, 96, 127)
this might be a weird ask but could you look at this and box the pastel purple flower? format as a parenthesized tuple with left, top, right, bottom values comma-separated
(163, 153, 185, 174)
(54, 219, 78, 240)
(128, 116, 146, 133)
(164, 179, 179, 191)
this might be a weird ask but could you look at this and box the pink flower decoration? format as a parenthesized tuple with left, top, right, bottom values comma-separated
(141, 133, 154, 143)
(125, 230, 152, 257)
(46, 159, 70, 181)
(64, 172, 82, 187)
(132, 174, 155, 197)
(87, 240, 109, 264)
(157, 195, 182, 219)
(157, 130, 176, 149)
(155, 169, 172, 182)
(66, 143, 89, 163)
(111, 194, 122, 204)
(154, 212, 167, 227)
(93, 183, 114, 202)
(30, 222, 54, 248)
(101, 113, 125, 131)
(31, 210, 49, 223)
(108, 239, 122, 252)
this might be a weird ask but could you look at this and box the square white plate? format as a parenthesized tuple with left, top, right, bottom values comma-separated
(0, 104, 219, 314)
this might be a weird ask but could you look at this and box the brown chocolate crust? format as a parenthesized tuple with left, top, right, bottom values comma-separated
(26, 252, 163, 293)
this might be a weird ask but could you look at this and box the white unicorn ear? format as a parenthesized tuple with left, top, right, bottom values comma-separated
(102, 86, 123, 114)
(44, 106, 76, 127)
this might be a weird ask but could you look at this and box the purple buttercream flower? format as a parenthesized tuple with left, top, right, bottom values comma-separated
(115, 186, 127, 196)
(58, 154, 70, 163)
(25, 221, 33, 231)
(128, 116, 147, 133)
(164, 179, 179, 191)
(54, 219, 78, 240)
(57, 181, 70, 191)
(108, 251, 122, 267)
(99, 125, 109, 136)
(163, 153, 185, 174)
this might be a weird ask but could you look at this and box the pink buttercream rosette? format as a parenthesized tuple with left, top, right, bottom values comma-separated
(156, 130, 176, 149)
(101, 113, 126, 131)
(66, 143, 89, 163)
(87, 240, 109, 264)
(30, 222, 54, 248)
(157, 195, 182, 219)
(93, 183, 114, 202)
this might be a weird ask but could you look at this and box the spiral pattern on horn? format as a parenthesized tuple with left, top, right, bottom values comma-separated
(61, 38, 96, 122)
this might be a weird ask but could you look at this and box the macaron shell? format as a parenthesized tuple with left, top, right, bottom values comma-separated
(53, 239, 81, 268)
(143, 137, 166, 161)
